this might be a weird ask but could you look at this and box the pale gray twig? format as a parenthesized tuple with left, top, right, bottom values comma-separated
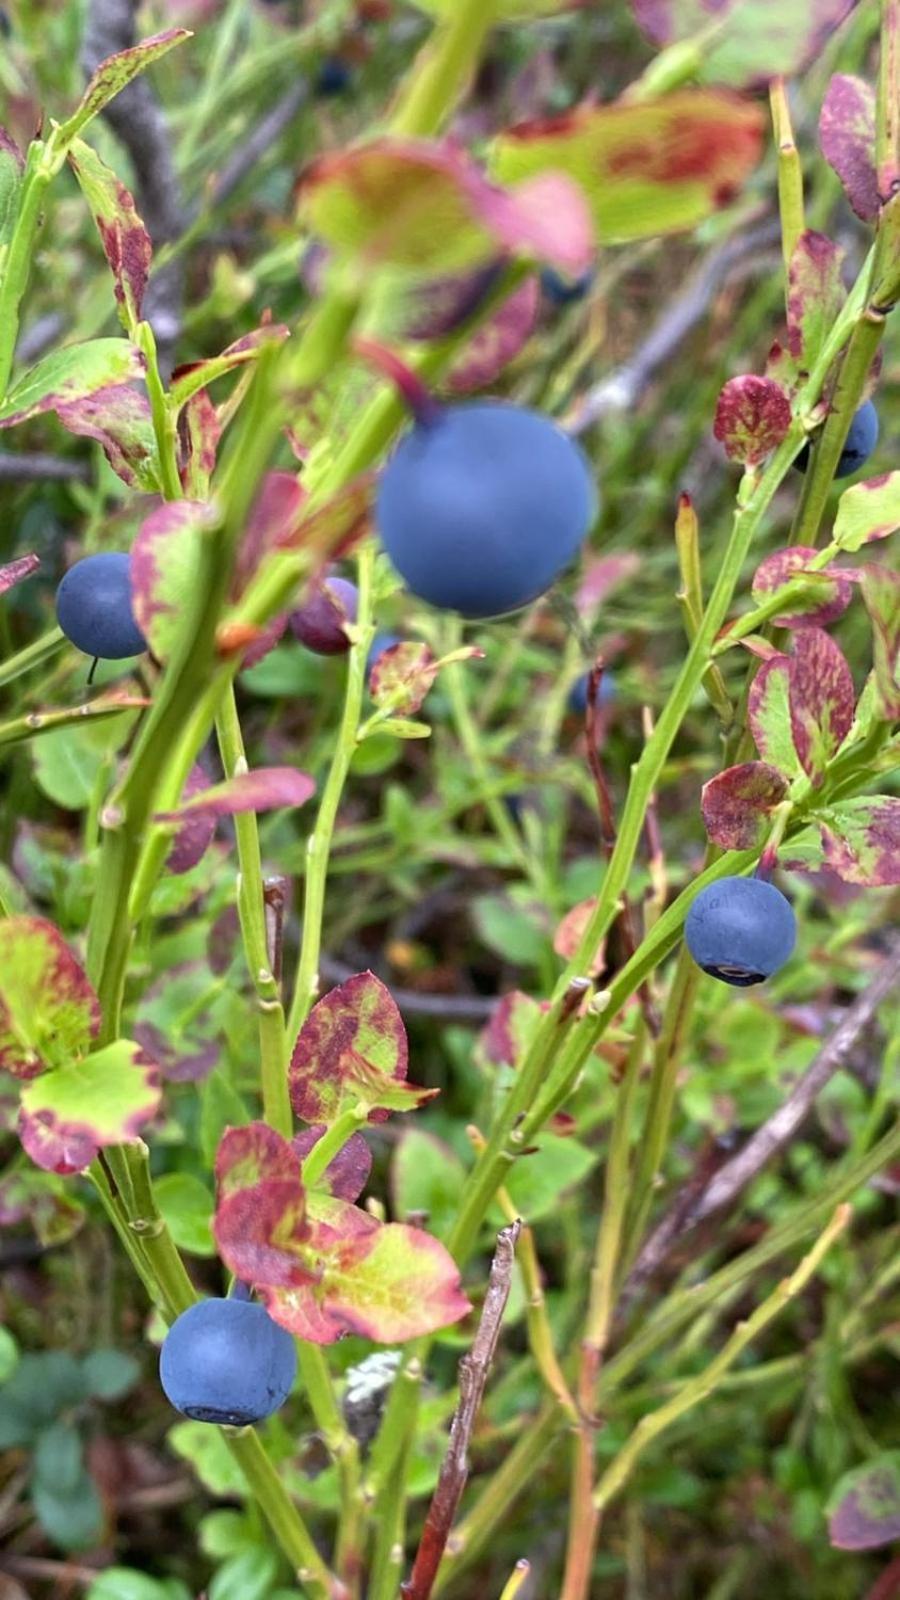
(0, 451, 90, 482)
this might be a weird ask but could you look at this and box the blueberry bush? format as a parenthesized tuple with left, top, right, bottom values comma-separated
(0, 2, 899, 1598)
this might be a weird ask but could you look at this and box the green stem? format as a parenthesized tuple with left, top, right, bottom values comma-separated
(138, 322, 182, 500)
(592, 1206, 850, 1512)
(0, 137, 61, 401)
(791, 307, 885, 548)
(215, 682, 292, 1135)
(770, 78, 805, 287)
(301, 1106, 368, 1188)
(877, 0, 900, 199)
(226, 1428, 341, 1600)
(0, 627, 67, 690)
(389, 0, 497, 139)
(286, 543, 374, 1043)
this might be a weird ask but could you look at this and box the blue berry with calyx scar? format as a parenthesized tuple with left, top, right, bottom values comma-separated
(568, 671, 615, 715)
(315, 57, 353, 96)
(367, 632, 403, 673)
(376, 401, 597, 620)
(541, 268, 594, 307)
(55, 552, 146, 661)
(684, 876, 796, 987)
(159, 1297, 296, 1426)
(795, 400, 879, 479)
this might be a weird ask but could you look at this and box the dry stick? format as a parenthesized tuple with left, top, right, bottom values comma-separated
(208, 82, 309, 208)
(400, 1223, 522, 1600)
(627, 938, 900, 1297)
(318, 954, 496, 1025)
(0, 451, 89, 482)
(565, 218, 781, 435)
(81, 0, 187, 374)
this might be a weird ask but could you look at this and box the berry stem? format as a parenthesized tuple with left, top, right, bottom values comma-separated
(300, 1106, 368, 1188)
(769, 78, 805, 290)
(353, 338, 443, 428)
(0, 626, 66, 690)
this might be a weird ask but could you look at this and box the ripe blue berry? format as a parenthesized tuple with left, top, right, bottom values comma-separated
(685, 876, 796, 987)
(376, 402, 597, 619)
(55, 552, 146, 661)
(568, 671, 615, 715)
(366, 632, 402, 672)
(315, 57, 353, 96)
(159, 1298, 296, 1426)
(291, 576, 358, 655)
(795, 400, 879, 479)
(541, 268, 594, 307)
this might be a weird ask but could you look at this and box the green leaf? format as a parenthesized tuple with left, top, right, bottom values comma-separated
(833, 471, 900, 550)
(31, 708, 140, 810)
(154, 1172, 216, 1256)
(0, 128, 24, 252)
(60, 30, 191, 142)
(473, 893, 550, 966)
(168, 1420, 250, 1497)
(67, 138, 151, 334)
(87, 1571, 192, 1600)
(19, 1038, 162, 1173)
(633, 0, 856, 88)
(0, 1326, 19, 1384)
(82, 1348, 140, 1400)
(208, 1549, 279, 1600)
(504, 1132, 597, 1222)
(33, 1421, 84, 1493)
(199, 1509, 261, 1559)
(0, 1352, 87, 1444)
(491, 92, 764, 245)
(0, 339, 143, 425)
(200, 1070, 250, 1167)
(391, 1129, 467, 1240)
(32, 1471, 103, 1550)
(376, 718, 433, 740)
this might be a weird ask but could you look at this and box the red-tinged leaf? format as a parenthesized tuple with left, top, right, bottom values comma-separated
(492, 92, 764, 245)
(860, 563, 900, 718)
(300, 138, 594, 277)
(0, 340, 144, 427)
(63, 30, 192, 140)
(155, 767, 315, 824)
(261, 1198, 470, 1345)
(751, 545, 853, 629)
(701, 761, 789, 849)
(576, 552, 641, 618)
(765, 338, 801, 396)
(788, 627, 855, 787)
(833, 471, 900, 549)
(827, 1455, 900, 1550)
(820, 74, 879, 223)
(292, 1125, 372, 1201)
(130, 498, 216, 660)
(0, 917, 100, 1081)
(178, 388, 220, 497)
(0, 554, 40, 595)
(170, 325, 290, 410)
(748, 655, 803, 777)
(167, 764, 216, 875)
(816, 798, 900, 886)
(290, 970, 433, 1126)
(713, 375, 792, 466)
(67, 138, 151, 333)
(238, 615, 290, 671)
(446, 275, 540, 394)
(632, 0, 856, 88)
(54, 385, 158, 490)
(404, 261, 505, 341)
(478, 990, 543, 1068)
(787, 231, 845, 371)
(553, 899, 605, 976)
(235, 472, 307, 592)
(216, 1121, 300, 1200)
(19, 1040, 161, 1175)
(370, 643, 438, 715)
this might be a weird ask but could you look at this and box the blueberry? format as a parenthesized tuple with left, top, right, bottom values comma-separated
(376, 402, 597, 619)
(366, 632, 402, 672)
(684, 876, 796, 987)
(315, 57, 353, 96)
(541, 268, 594, 307)
(290, 576, 358, 655)
(55, 552, 146, 661)
(159, 1298, 296, 1426)
(794, 400, 879, 479)
(568, 671, 615, 715)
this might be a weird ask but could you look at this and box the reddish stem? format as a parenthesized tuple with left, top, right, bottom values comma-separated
(353, 337, 444, 426)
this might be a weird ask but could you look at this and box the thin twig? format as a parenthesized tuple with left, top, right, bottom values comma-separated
(565, 219, 782, 435)
(401, 1222, 521, 1600)
(626, 940, 900, 1295)
(318, 954, 497, 1024)
(0, 451, 90, 482)
(15, 313, 66, 367)
(209, 83, 309, 208)
(81, 0, 187, 373)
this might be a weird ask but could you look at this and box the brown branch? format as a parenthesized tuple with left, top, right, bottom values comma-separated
(626, 939, 900, 1297)
(264, 874, 290, 988)
(401, 1222, 522, 1600)
(318, 954, 496, 1024)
